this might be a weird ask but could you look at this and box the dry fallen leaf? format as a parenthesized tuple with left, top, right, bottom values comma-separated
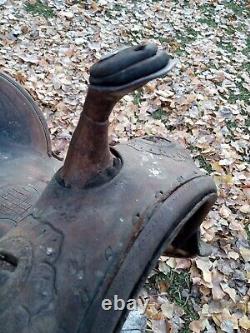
(220, 283, 237, 303)
(239, 315, 250, 330)
(189, 319, 206, 333)
(240, 247, 250, 262)
(195, 257, 213, 285)
(151, 319, 169, 333)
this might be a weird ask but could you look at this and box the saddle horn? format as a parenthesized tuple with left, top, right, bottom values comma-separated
(60, 43, 176, 188)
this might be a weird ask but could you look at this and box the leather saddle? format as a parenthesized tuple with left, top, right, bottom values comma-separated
(0, 44, 217, 333)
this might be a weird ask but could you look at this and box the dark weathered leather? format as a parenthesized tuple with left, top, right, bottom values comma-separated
(0, 73, 59, 239)
(0, 44, 217, 333)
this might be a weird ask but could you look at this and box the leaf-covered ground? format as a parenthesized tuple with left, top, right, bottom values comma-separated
(0, 0, 249, 332)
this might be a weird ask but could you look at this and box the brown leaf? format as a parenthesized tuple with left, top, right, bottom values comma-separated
(151, 319, 169, 333)
(189, 319, 206, 333)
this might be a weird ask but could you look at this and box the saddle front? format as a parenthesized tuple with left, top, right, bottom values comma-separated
(0, 44, 217, 333)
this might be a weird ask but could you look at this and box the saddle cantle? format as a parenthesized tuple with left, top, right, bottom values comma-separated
(0, 72, 59, 238)
(0, 43, 217, 333)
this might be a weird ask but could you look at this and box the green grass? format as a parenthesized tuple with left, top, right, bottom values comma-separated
(198, 3, 217, 28)
(176, 27, 198, 45)
(151, 108, 168, 122)
(226, 119, 237, 136)
(133, 90, 143, 106)
(198, 17, 217, 28)
(246, 224, 250, 244)
(175, 48, 186, 56)
(196, 155, 213, 174)
(225, 2, 248, 16)
(158, 36, 169, 44)
(198, 6, 217, 27)
(241, 36, 249, 71)
(147, 270, 199, 333)
(188, 145, 213, 174)
(174, 27, 199, 54)
(200, 3, 216, 16)
(237, 22, 249, 32)
(223, 26, 235, 36)
(217, 40, 236, 54)
(25, 0, 54, 18)
(112, 3, 126, 11)
(242, 61, 250, 72)
(244, 115, 250, 135)
(105, 3, 127, 18)
(242, 36, 250, 57)
(227, 82, 250, 103)
(126, 30, 142, 44)
(225, 117, 249, 160)
(225, 119, 244, 141)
